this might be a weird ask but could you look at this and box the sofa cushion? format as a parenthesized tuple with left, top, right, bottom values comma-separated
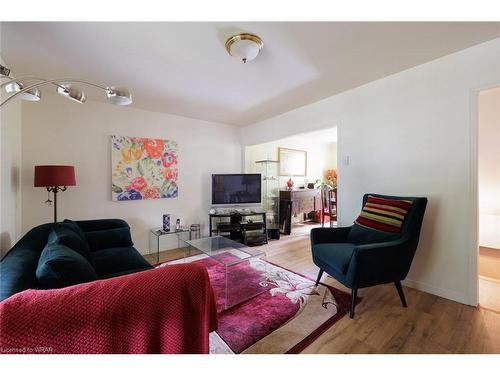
(84, 227, 133, 252)
(349, 195, 413, 245)
(36, 243, 97, 289)
(354, 195, 413, 233)
(48, 227, 93, 265)
(61, 219, 87, 241)
(312, 243, 356, 275)
(0, 247, 40, 301)
(347, 223, 401, 245)
(91, 246, 152, 277)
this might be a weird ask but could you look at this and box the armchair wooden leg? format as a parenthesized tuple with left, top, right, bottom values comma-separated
(349, 288, 358, 319)
(394, 281, 408, 307)
(315, 269, 324, 286)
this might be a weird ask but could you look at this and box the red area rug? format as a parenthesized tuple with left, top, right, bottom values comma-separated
(160, 255, 352, 354)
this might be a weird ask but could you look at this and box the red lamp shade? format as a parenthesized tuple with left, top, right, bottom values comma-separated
(34, 165, 76, 187)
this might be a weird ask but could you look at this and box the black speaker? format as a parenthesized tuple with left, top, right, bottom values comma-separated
(230, 213, 242, 224)
(267, 228, 280, 240)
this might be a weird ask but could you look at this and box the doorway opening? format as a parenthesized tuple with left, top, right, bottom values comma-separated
(478, 86, 500, 312)
(244, 127, 338, 237)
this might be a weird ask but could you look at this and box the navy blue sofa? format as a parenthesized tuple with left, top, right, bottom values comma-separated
(311, 194, 427, 319)
(0, 219, 152, 302)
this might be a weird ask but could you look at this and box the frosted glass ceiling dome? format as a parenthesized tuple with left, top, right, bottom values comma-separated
(225, 33, 264, 63)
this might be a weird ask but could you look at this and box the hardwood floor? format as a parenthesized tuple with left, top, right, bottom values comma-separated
(479, 246, 500, 280)
(478, 247, 500, 313)
(479, 278, 500, 313)
(148, 231, 500, 354)
(144, 248, 185, 264)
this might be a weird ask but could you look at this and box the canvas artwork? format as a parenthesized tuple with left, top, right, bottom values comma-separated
(111, 135, 178, 201)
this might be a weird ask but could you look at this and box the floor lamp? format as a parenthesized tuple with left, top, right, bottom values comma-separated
(34, 165, 76, 223)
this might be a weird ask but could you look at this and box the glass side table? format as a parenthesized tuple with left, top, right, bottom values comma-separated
(149, 227, 191, 263)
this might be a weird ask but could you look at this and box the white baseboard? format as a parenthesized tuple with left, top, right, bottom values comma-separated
(402, 278, 473, 306)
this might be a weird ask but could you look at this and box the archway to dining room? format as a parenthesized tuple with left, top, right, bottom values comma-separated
(244, 126, 339, 237)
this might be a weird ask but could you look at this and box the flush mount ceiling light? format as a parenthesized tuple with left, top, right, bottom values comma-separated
(225, 33, 264, 63)
(0, 63, 132, 108)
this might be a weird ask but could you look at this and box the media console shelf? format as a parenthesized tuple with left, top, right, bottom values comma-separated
(209, 211, 268, 246)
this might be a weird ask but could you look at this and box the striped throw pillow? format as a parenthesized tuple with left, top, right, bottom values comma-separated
(354, 195, 413, 233)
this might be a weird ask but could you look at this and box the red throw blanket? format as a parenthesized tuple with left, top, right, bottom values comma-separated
(0, 264, 218, 354)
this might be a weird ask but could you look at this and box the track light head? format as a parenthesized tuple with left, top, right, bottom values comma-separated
(106, 86, 132, 105)
(56, 85, 86, 104)
(4, 81, 41, 101)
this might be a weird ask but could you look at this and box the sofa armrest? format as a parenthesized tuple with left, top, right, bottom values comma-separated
(73, 219, 130, 232)
(84, 227, 134, 251)
(310, 226, 352, 246)
(0, 247, 39, 302)
(0, 264, 218, 354)
(345, 238, 410, 286)
(65, 219, 133, 251)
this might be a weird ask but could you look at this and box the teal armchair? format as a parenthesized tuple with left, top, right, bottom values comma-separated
(311, 193, 427, 318)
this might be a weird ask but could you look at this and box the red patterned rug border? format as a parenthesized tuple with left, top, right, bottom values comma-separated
(285, 308, 347, 354)
(264, 260, 360, 354)
(158, 254, 359, 354)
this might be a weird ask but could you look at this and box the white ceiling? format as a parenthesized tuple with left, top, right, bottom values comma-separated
(2, 22, 500, 126)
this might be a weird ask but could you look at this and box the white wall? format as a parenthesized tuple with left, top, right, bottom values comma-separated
(21, 93, 241, 254)
(0, 34, 23, 256)
(0, 97, 22, 256)
(244, 137, 337, 188)
(478, 87, 500, 249)
(241, 38, 500, 305)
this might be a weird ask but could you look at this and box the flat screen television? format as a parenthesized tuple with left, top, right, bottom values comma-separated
(211, 174, 261, 205)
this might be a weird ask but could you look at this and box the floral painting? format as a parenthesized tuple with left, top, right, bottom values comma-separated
(111, 135, 178, 201)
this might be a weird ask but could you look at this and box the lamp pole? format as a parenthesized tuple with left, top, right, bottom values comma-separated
(47, 186, 67, 223)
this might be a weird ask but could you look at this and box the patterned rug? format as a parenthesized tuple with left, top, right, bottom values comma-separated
(159, 254, 352, 354)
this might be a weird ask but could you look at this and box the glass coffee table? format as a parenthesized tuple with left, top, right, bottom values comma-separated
(181, 236, 267, 310)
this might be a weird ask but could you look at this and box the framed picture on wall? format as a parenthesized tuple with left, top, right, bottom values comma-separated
(278, 147, 307, 176)
(111, 135, 179, 201)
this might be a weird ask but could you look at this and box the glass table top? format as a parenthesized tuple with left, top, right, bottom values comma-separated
(151, 227, 190, 236)
(184, 236, 265, 266)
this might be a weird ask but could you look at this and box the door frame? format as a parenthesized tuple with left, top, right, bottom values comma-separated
(468, 83, 500, 306)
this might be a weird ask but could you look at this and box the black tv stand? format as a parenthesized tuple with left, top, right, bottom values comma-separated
(208, 210, 268, 246)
